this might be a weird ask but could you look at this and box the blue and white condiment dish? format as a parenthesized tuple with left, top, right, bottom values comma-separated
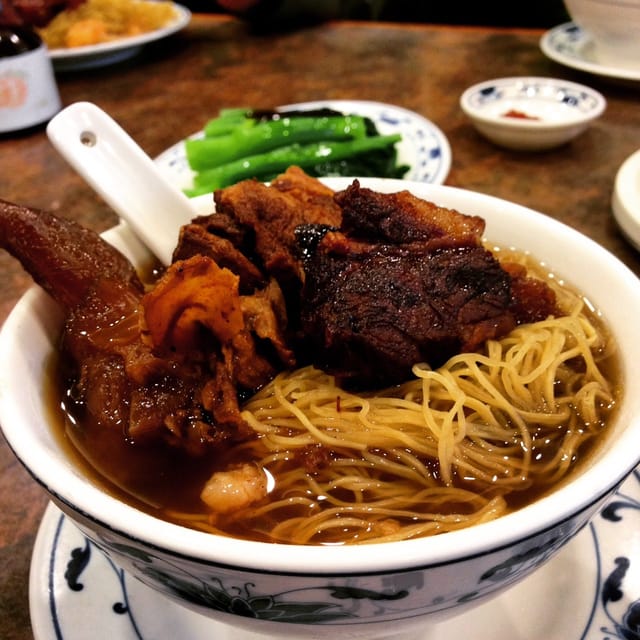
(460, 76, 606, 151)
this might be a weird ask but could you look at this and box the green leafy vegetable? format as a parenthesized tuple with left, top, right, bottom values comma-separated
(183, 107, 409, 196)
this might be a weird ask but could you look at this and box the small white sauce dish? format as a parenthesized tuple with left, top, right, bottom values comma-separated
(612, 148, 640, 251)
(460, 76, 606, 151)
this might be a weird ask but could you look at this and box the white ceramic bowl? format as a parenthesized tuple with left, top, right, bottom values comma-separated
(2, 179, 640, 640)
(612, 148, 640, 251)
(460, 76, 606, 151)
(564, 0, 640, 69)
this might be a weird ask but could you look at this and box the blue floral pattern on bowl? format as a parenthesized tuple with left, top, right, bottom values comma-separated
(30, 467, 640, 639)
(466, 80, 602, 115)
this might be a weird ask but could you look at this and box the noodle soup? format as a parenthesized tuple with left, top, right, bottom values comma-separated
(4, 179, 640, 639)
(52, 249, 619, 545)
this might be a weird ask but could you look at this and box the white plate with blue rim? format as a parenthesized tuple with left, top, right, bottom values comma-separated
(28, 468, 640, 639)
(153, 100, 452, 192)
(540, 22, 640, 83)
(48, 3, 191, 72)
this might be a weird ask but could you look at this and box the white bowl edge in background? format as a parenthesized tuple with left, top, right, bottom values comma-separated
(562, 0, 640, 70)
(612, 148, 640, 251)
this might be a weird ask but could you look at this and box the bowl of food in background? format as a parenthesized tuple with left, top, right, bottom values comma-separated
(1, 172, 639, 639)
(460, 76, 606, 151)
(563, 0, 640, 69)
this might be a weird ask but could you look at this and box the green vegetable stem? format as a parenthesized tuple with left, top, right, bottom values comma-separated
(183, 107, 409, 195)
(186, 115, 369, 170)
(186, 134, 402, 196)
(202, 108, 251, 136)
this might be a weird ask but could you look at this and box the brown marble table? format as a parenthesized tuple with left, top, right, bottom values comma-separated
(1, 13, 640, 639)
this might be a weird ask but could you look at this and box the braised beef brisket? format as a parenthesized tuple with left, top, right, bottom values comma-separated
(335, 179, 485, 246)
(296, 181, 555, 388)
(298, 233, 516, 388)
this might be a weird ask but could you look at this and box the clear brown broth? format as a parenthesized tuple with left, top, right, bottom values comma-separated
(46, 329, 621, 544)
(44, 248, 622, 544)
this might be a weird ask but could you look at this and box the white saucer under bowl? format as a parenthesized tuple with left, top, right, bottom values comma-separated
(540, 22, 640, 84)
(612, 148, 640, 251)
(460, 76, 606, 151)
(29, 469, 640, 639)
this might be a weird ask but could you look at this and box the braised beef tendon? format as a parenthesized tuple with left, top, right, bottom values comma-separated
(139, 255, 294, 447)
(0, 199, 142, 309)
(0, 200, 271, 456)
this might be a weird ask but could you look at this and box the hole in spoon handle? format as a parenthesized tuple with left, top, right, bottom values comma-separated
(46, 101, 199, 266)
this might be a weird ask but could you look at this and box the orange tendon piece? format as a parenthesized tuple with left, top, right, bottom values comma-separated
(142, 255, 244, 354)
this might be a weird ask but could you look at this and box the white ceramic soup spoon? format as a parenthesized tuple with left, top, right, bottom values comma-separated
(46, 101, 200, 266)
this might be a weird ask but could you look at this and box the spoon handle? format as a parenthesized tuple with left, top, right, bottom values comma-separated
(47, 101, 199, 266)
